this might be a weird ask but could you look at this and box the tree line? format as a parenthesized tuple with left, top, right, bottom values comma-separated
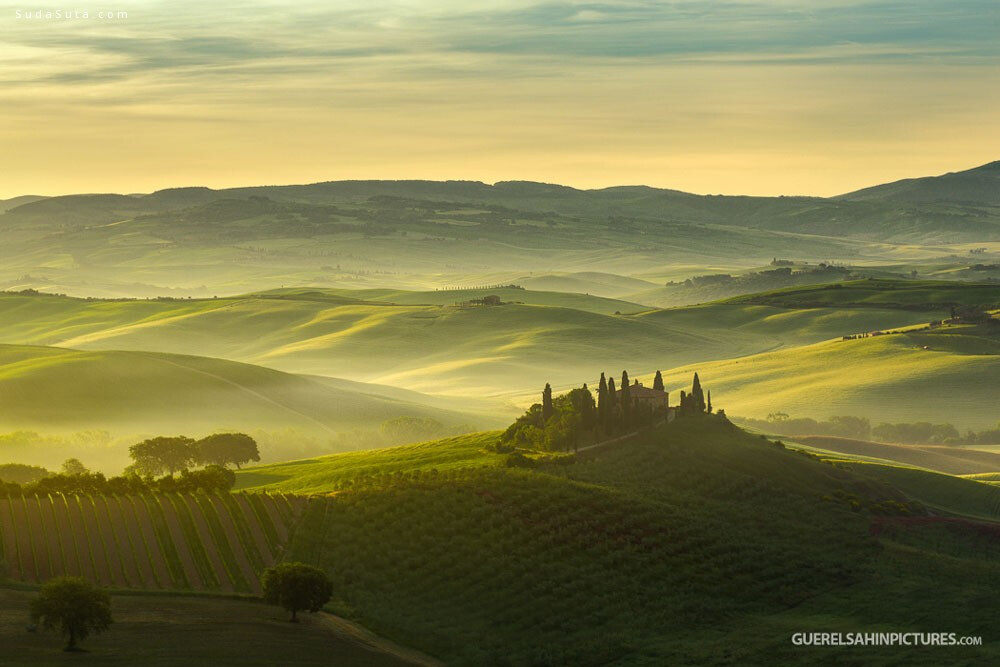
(501, 370, 714, 452)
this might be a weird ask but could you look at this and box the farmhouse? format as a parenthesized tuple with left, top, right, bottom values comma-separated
(629, 383, 669, 409)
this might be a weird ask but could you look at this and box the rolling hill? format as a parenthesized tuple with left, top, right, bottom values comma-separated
(664, 322, 1000, 429)
(1, 162, 999, 298)
(0, 286, 954, 397)
(229, 416, 1000, 664)
(0, 344, 496, 434)
(839, 160, 1000, 206)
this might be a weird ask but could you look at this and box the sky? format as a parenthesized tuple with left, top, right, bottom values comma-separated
(0, 0, 998, 198)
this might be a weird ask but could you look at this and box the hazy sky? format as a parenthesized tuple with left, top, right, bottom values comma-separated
(1, 0, 998, 198)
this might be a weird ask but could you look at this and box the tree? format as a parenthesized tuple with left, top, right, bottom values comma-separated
(652, 370, 664, 392)
(691, 373, 706, 413)
(607, 377, 618, 431)
(706, 390, 712, 414)
(620, 371, 632, 428)
(61, 458, 88, 476)
(195, 433, 261, 469)
(542, 383, 554, 422)
(30, 577, 112, 651)
(262, 562, 333, 622)
(129, 436, 196, 476)
(597, 373, 608, 432)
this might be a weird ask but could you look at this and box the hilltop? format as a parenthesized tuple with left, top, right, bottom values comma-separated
(839, 161, 1000, 206)
(229, 416, 1000, 664)
(1, 161, 999, 298)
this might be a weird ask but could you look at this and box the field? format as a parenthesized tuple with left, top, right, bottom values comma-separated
(230, 416, 1000, 665)
(785, 436, 1000, 475)
(663, 323, 1000, 429)
(0, 288, 951, 398)
(0, 492, 302, 595)
(0, 588, 426, 667)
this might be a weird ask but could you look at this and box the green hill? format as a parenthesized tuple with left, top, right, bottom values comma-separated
(231, 416, 1000, 664)
(785, 436, 1000, 475)
(0, 289, 950, 396)
(724, 279, 1000, 309)
(0, 344, 500, 449)
(839, 160, 1000, 206)
(664, 323, 1000, 429)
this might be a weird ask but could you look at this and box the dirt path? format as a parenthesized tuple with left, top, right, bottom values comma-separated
(207, 495, 262, 595)
(34, 495, 65, 579)
(68, 495, 111, 586)
(315, 612, 445, 667)
(50, 495, 84, 579)
(126, 496, 173, 589)
(234, 494, 276, 565)
(113, 496, 158, 589)
(180, 494, 235, 593)
(0, 499, 23, 580)
(155, 495, 204, 589)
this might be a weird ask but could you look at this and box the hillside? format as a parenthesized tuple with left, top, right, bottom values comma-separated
(0, 344, 499, 445)
(840, 161, 1000, 206)
(233, 417, 1000, 664)
(2, 164, 999, 298)
(0, 289, 950, 397)
(724, 279, 1000, 310)
(785, 436, 1000, 475)
(664, 322, 1000, 429)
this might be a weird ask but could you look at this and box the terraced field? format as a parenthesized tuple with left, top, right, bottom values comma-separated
(0, 493, 305, 594)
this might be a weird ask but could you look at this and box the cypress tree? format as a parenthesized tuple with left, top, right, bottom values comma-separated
(679, 390, 687, 416)
(653, 370, 664, 391)
(607, 377, 618, 431)
(620, 370, 631, 428)
(692, 373, 706, 413)
(597, 373, 608, 432)
(542, 383, 554, 422)
(707, 390, 712, 414)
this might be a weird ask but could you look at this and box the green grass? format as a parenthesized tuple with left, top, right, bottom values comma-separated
(664, 323, 1000, 429)
(0, 342, 492, 435)
(263, 416, 1000, 665)
(0, 587, 419, 667)
(236, 432, 505, 493)
(724, 279, 1000, 309)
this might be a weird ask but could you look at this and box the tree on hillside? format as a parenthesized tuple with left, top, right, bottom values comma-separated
(262, 562, 333, 622)
(542, 383, 554, 422)
(691, 373, 706, 413)
(195, 433, 261, 469)
(607, 377, 618, 432)
(706, 390, 712, 414)
(653, 370, 664, 392)
(620, 371, 632, 428)
(129, 436, 196, 476)
(597, 373, 608, 432)
(30, 577, 112, 651)
(61, 458, 88, 476)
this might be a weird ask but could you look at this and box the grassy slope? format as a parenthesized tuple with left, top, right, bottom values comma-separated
(724, 279, 1000, 309)
(0, 344, 493, 434)
(666, 323, 1000, 429)
(786, 436, 1000, 475)
(235, 417, 1000, 665)
(0, 290, 948, 396)
(0, 588, 422, 667)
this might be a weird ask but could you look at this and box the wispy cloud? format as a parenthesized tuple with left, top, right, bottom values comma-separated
(0, 0, 997, 197)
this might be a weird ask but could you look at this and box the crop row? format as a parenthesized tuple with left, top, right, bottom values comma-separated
(0, 492, 305, 594)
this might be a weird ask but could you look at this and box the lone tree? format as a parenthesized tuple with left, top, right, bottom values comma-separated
(597, 373, 608, 431)
(691, 373, 707, 413)
(30, 577, 112, 651)
(652, 370, 664, 391)
(61, 458, 88, 476)
(542, 383, 554, 422)
(129, 436, 196, 476)
(195, 433, 261, 470)
(262, 562, 333, 622)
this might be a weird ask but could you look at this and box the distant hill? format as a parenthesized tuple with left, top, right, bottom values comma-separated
(0, 195, 47, 213)
(1, 162, 998, 298)
(0, 343, 497, 442)
(839, 161, 1000, 206)
(0, 287, 948, 396)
